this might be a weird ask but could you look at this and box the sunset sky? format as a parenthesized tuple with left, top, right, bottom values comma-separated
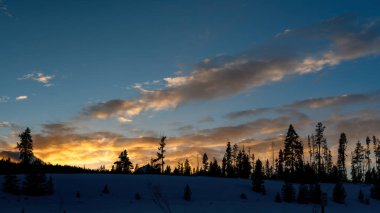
(1, 0, 380, 169)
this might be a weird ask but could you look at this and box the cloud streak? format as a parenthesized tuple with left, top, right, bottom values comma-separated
(18, 72, 55, 87)
(15, 96, 28, 101)
(83, 16, 380, 121)
(225, 91, 380, 120)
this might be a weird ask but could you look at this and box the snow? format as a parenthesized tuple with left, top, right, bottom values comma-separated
(0, 174, 379, 212)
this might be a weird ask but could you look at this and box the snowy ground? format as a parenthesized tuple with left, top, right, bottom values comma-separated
(0, 174, 379, 213)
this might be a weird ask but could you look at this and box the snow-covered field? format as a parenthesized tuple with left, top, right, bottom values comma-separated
(0, 174, 379, 213)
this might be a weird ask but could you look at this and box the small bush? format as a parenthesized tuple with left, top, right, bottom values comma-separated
(371, 183, 380, 200)
(310, 183, 322, 204)
(240, 193, 247, 200)
(358, 189, 364, 203)
(281, 182, 295, 203)
(297, 184, 309, 204)
(2, 174, 20, 195)
(183, 184, 192, 201)
(275, 192, 282, 203)
(332, 182, 346, 204)
(135, 192, 141, 200)
(102, 184, 110, 194)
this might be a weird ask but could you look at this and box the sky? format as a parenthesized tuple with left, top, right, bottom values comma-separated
(1, 0, 380, 169)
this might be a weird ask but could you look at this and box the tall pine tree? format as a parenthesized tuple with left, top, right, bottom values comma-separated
(337, 133, 348, 181)
(17, 128, 34, 164)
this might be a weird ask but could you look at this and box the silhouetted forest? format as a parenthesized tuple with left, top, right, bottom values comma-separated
(1, 123, 380, 201)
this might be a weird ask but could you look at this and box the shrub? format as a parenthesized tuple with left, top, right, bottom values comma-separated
(135, 192, 141, 200)
(281, 182, 295, 203)
(183, 184, 192, 201)
(332, 182, 346, 204)
(240, 193, 247, 200)
(102, 184, 110, 194)
(275, 192, 282, 203)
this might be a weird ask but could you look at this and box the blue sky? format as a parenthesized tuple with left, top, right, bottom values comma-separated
(1, 0, 380, 168)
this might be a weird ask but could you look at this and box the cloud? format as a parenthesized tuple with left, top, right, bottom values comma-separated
(117, 117, 133, 123)
(83, 16, 380, 121)
(0, 96, 10, 103)
(198, 116, 215, 123)
(0, 0, 12, 17)
(225, 108, 272, 120)
(15, 96, 28, 101)
(0, 121, 15, 128)
(18, 72, 55, 87)
(225, 91, 380, 120)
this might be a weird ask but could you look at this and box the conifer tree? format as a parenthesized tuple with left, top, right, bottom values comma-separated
(209, 158, 222, 177)
(310, 183, 322, 204)
(351, 141, 365, 183)
(114, 149, 133, 173)
(314, 122, 327, 175)
(365, 136, 371, 173)
(17, 128, 34, 164)
(224, 142, 234, 177)
(276, 149, 284, 179)
(23, 173, 48, 196)
(281, 181, 295, 203)
(202, 153, 209, 174)
(2, 174, 20, 195)
(275, 192, 282, 203)
(337, 133, 348, 181)
(333, 182, 346, 204)
(297, 184, 309, 204)
(46, 176, 54, 195)
(283, 125, 303, 174)
(153, 136, 166, 173)
(252, 159, 265, 194)
(184, 159, 191, 176)
(183, 184, 192, 201)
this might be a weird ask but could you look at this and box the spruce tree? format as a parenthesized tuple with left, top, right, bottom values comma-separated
(337, 133, 348, 181)
(23, 173, 48, 196)
(351, 141, 365, 183)
(252, 159, 265, 193)
(2, 174, 20, 195)
(102, 184, 110, 194)
(184, 159, 191, 176)
(365, 136, 371, 174)
(332, 182, 346, 204)
(277, 149, 284, 179)
(202, 153, 209, 174)
(314, 122, 327, 176)
(208, 158, 222, 177)
(17, 128, 34, 164)
(370, 183, 380, 200)
(183, 184, 192, 201)
(358, 189, 364, 203)
(283, 125, 304, 176)
(275, 192, 282, 203)
(46, 176, 54, 195)
(224, 142, 234, 177)
(281, 181, 295, 203)
(114, 149, 133, 173)
(297, 184, 309, 204)
(310, 183, 322, 204)
(153, 136, 166, 173)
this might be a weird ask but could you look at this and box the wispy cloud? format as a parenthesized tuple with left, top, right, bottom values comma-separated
(83, 16, 380, 122)
(15, 96, 28, 101)
(0, 0, 12, 17)
(0, 96, 10, 103)
(117, 117, 133, 123)
(18, 72, 55, 87)
(0, 121, 15, 128)
(225, 91, 380, 120)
